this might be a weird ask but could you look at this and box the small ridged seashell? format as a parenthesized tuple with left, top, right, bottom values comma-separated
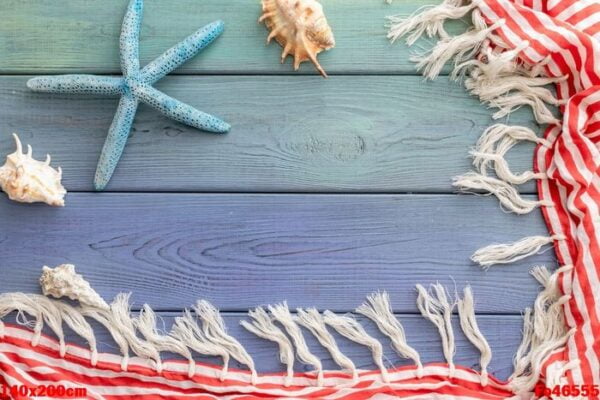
(260, 0, 335, 77)
(40, 264, 109, 310)
(0, 134, 66, 206)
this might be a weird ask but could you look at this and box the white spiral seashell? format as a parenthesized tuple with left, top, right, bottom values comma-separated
(260, 0, 335, 77)
(0, 133, 66, 206)
(40, 264, 109, 310)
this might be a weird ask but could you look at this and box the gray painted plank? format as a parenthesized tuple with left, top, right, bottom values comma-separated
(0, 193, 554, 313)
(0, 76, 541, 193)
(0, 0, 466, 75)
(3, 312, 522, 381)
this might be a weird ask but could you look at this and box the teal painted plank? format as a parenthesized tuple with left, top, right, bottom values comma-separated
(0, 76, 541, 193)
(3, 312, 522, 381)
(0, 193, 553, 313)
(0, 0, 466, 75)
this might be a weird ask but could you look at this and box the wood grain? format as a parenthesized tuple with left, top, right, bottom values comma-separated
(0, 0, 467, 75)
(0, 76, 541, 193)
(0, 193, 554, 313)
(3, 312, 523, 381)
(0, 0, 552, 383)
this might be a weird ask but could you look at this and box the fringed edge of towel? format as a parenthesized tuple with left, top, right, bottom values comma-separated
(385, 0, 576, 394)
(0, 265, 511, 392)
(386, 0, 567, 270)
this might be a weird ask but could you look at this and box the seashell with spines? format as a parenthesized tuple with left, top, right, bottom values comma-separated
(260, 0, 335, 77)
(40, 264, 109, 310)
(0, 133, 66, 206)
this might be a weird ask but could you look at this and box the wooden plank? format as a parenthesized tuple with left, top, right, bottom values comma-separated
(0, 76, 541, 193)
(0, 0, 467, 75)
(3, 312, 523, 381)
(0, 193, 554, 313)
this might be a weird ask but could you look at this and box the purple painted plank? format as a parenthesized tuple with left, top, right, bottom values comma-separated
(0, 193, 553, 313)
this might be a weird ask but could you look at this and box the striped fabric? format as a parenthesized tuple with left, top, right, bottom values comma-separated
(477, 0, 600, 389)
(1, 0, 599, 398)
(0, 325, 514, 399)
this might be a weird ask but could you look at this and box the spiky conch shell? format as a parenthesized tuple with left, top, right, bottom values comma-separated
(0, 134, 66, 206)
(260, 0, 335, 77)
(40, 264, 109, 310)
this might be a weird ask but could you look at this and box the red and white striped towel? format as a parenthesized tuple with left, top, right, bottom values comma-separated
(478, 0, 600, 390)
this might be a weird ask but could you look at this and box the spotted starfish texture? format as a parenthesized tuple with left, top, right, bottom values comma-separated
(27, 0, 230, 191)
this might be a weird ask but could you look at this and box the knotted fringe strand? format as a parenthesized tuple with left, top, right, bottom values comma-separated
(475, 124, 549, 155)
(135, 305, 196, 378)
(453, 123, 552, 216)
(0, 294, 100, 366)
(411, 20, 505, 81)
(296, 308, 358, 382)
(471, 235, 564, 269)
(194, 300, 257, 385)
(270, 302, 324, 386)
(471, 124, 550, 185)
(457, 287, 491, 386)
(322, 310, 390, 383)
(356, 292, 424, 378)
(460, 48, 564, 125)
(240, 306, 295, 387)
(54, 302, 99, 366)
(453, 172, 551, 215)
(0, 293, 44, 347)
(107, 294, 163, 372)
(387, 0, 480, 45)
(170, 310, 230, 381)
(415, 284, 456, 378)
(81, 306, 131, 371)
(510, 265, 575, 394)
(32, 297, 66, 356)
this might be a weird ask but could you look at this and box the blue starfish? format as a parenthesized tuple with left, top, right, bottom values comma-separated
(27, 0, 230, 191)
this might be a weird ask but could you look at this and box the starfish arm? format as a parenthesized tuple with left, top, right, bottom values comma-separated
(134, 84, 230, 133)
(27, 75, 123, 95)
(94, 93, 139, 191)
(140, 20, 225, 84)
(120, 0, 144, 77)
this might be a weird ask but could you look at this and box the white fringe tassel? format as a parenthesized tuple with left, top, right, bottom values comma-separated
(356, 292, 423, 378)
(297, 308, 358, 382)
(457, 287, 491, 386)
(453, 172, 550, 214)
(270, 302, 324, 386)
(170, 310, 230, 381)
(472, 235, 563, 268)
(510, 265, 575, 394)
(195, 300, 257, 384)
(471, 124, 550, 185)
(475, 124, 550, 155)
(416, 284, 456, 378)
(387, 0, 480, 45)
(322, 310, 390, 383)
(55, 302, 99, 366)
(135, 305, 196, 377)
(240, 306, 295, 387)
(465, 67, 563, 125)
(109, 294, 163, 373)
(411, 20, 505, 80)
(0, 293, 44, 347)
(81, 306, 131, 371)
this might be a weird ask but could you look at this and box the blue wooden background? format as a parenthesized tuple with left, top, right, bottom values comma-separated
(0, 0, 554, 381)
